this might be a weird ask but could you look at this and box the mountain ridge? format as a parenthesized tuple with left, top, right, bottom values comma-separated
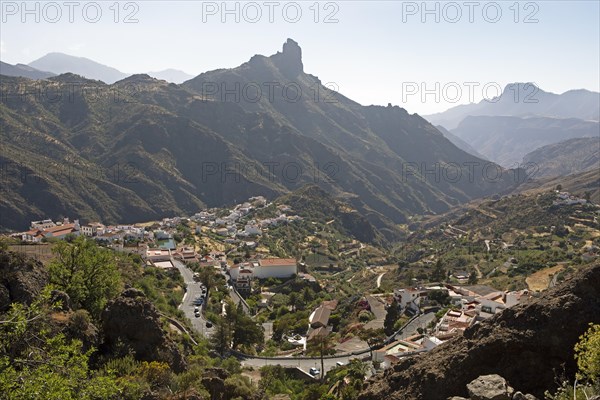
(1, 40, 520, 235)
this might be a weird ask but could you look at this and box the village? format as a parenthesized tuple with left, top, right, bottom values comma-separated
(10, 190, 583, 378)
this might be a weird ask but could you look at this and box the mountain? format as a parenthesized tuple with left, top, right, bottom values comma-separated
(450, 115, 600, 167)
(28, 53, 128, 84)
(435, 125, 488, 160)
(0, 41, 519, 234)
(424, 83, 600, 130)
(0, 61, 55, 80)
(522, 136, 600, 178)
(147, 69, 194, 84)
(360, 262, 600, 399)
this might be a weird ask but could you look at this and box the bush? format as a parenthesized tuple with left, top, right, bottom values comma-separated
(575, 323, 600, 381)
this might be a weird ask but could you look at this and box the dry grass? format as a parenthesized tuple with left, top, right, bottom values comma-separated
(526, 264, 565, 292)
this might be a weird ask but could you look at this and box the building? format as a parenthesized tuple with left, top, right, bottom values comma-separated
(30, 219, 56, 230)
(216, 228, 229, 236)
(244, 224, 262, 236)
(21, 229, 44, 243)
(145, 248, 172, 263)
(309, 305, 331, 329)
(435, 309, 476, 341)
(81, 222, 105, 237)
(41, 222, 80, 239)
(394, 288, 428, 312)
(253, 258, 297, 279)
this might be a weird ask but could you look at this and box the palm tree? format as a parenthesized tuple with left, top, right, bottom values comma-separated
(307, 332, 335, 381)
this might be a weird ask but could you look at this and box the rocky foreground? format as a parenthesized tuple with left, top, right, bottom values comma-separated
(360, 262, 600, 399)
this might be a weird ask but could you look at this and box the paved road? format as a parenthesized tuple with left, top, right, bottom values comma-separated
(394, 312, 436, 340)
(172, 259, 214, 337)
(240, 353, 367, 377)
(220, 269, 251, 315)
(364, 295, 385, 330)
(376, 272, 386, 288)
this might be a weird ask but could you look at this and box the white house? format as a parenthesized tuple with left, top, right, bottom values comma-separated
(253, 258, 297, 279)
(81, 222, 105, 237)
(394, 288, 427, 312)
(244, 224, 262, 236)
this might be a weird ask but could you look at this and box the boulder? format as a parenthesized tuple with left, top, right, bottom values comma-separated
(466, 375, 511, 400)
(0, 250, 48, 311)
(513, 391, 538, 400)
(101, 289, 186, 372)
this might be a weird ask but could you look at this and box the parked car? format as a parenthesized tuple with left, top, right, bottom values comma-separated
(336, 361, 345, 367)
(205, 321, 213, 328)
(194, 306, 199, 312)
(194, 311, 201, 318)
(309, 368, 320, 376)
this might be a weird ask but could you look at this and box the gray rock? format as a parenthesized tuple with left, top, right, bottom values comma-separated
(513, 392, 527, 400)
(467, 374, 512, 400)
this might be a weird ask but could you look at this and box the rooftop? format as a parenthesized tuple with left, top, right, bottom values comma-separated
(259, 258, 297, 267)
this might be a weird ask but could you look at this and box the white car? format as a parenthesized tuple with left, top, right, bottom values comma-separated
(309, 368, 320, 376)
(336, 361, 345, 367)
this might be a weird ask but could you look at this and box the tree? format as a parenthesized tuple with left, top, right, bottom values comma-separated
(468, 270, 478, 284)
(384, 298, 400, 336)
(232, 313, 264, 350)
(430, 260, 446, 282)
(197, 267, 217, 293)
(428, 290, 450, 306)
(48, 236, 121, 318)
(0, 292, 121, 399)
(288, 292, 300, 312)
(306, 333, 335, 382)
(209, 316, 232, 357)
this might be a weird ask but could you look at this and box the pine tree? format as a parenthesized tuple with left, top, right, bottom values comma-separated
(384, 298, 400, 336)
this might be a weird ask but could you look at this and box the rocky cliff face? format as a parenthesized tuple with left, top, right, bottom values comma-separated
(0, 250, 48, 311)
(101, 288, 187, 372)
(360, 262, 600, 399)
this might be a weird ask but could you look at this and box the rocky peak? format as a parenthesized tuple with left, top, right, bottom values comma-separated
(271, 38, 303, 78)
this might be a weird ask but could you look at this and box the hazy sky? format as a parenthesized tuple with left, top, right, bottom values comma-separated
(1, 1, 599, 114)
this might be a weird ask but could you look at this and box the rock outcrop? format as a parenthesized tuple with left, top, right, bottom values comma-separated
(449, 375, 538, 400)
(360, 262, 600, 399)
(0, 250, 48, 311)
(101, 289, 186, 372)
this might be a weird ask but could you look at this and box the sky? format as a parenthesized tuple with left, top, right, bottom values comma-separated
(1, 0, 599, 114)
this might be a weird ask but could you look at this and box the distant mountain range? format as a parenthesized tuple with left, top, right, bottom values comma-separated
(523, 137, 600, 179)
(2, 53, 193, 84)
(425, 83, 600, 130)
(435, 125, 488, 160)
(0, 61, 55, 80)
(450, 115, 600, 167)
(0, 40, 520, 235)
